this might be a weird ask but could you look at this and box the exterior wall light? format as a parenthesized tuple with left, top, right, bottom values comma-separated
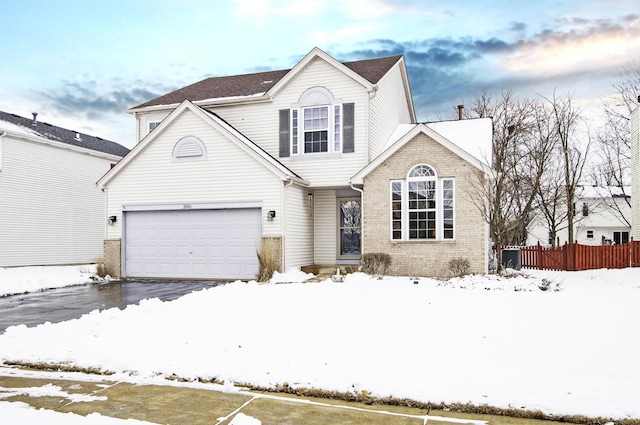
(267, 210, 276, 222)
(308, 192, 314, 206)
(108, 215, 117, 225)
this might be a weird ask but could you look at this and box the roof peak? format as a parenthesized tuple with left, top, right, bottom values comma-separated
(131, 51, 403, 111)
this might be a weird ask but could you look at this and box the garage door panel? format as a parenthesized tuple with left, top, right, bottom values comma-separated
(124, 208, 261, 279)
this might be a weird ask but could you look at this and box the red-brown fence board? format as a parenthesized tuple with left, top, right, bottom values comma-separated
(496, 238, 639, 271)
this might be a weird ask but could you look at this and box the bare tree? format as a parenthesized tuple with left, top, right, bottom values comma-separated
(466, 90, 553, 247)
(589, 60, 639, 226)
(542, 91, 591, 244)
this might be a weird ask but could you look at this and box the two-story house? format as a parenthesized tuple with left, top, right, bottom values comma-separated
(526, 185, 632, 246)
(97, 48, 492, 280)
(0, 111, 129, 267)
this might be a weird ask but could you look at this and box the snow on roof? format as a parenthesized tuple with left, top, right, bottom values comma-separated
(383, 118, 492, 167)
(426, 118, 492, 167)
(0, 119, 41, 137)
(577, 185, 631, 198)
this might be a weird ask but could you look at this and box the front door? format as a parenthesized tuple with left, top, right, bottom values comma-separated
(338, 198, 361, 259)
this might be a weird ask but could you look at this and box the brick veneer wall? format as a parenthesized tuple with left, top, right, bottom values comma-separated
(261, 236, 283, 273)
(362, 132, 488, 277)
(103, 239, 121, 278)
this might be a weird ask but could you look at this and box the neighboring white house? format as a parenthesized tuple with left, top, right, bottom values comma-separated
(632, 104, 639, 241)
(526, 185, 632, 246)
(0, 111, 129, 267)
(98, 47, 492, 280)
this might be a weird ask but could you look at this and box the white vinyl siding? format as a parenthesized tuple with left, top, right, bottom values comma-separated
(203, 57, 370, 187)
(370, 60, 414, 160)
(631, 107, 639, 240)
(0, 136, 116, 266)
(284, 184, 314, 269)
(313, 190, 337, 264)
(138, 112, 170, 142)
(105, 109, 284, 242)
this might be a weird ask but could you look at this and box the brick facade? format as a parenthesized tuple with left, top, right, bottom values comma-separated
(362, 133, 488, 277)
(103, 239, 121, 278)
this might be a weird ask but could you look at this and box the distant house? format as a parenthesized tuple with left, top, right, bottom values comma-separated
(632, 105, 639, 241)
(98, 47, 492, 280)
(0, 111, 129, 267)
(526, 185, 632, 246)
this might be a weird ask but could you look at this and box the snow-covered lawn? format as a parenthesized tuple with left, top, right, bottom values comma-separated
(0, 266, 639, 421)
(0, 265, 104, 297)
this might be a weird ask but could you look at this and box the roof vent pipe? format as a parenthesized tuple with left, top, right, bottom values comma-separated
(457, 104, 464, 120)
(32, 112, 38, 126)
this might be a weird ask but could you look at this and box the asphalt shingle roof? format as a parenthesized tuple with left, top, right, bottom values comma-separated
(132, 55, 403, 110)
(0, 111, 130, 157)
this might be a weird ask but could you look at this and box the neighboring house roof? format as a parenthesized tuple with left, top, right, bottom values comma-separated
(352, 118, 493, 185)
(130, 48, 404, 111)
(98, 100, 308, 189)
(0, 111, 129, 157)
(576, 185, 631, 199)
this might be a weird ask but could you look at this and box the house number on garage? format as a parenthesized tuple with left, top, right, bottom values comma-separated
(183, 204, 192, 209)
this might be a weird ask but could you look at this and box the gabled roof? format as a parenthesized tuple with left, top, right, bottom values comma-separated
(130, 48, 404, 111)
(351, 118, 493, 185)
(98, 100, 308, 189)
(0, 110, 129, 157)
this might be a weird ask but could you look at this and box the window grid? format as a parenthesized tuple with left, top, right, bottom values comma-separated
(391, 181, 402, 240)
(443, 179, 454, 239)
(304, 106, 329, 153)
(408, 180, 436, 239)
(391, 165, 455, 242)
(334, 105, 341, 152)
(292, 110, 298, 154)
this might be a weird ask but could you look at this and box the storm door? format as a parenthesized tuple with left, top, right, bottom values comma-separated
(338, 198, 361, 259)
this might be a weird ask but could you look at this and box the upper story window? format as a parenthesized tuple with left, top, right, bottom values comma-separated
(279, 87, 354, 158)
(148, 121, 161, 133)
(390, 164, 455, 241)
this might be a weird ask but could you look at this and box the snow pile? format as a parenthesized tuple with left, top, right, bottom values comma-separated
(0, 267, 639, 420)
(268, 268, 314, 284)
(438, 270, 560, 291)
(0, 265, 104, 297)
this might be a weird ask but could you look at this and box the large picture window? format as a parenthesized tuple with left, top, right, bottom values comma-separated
(390, 165, 455, 241)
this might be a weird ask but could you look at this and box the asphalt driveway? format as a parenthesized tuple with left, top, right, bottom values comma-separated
(0, 280, 224, 333)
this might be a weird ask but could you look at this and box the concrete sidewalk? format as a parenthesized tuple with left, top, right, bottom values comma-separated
(0, 367, 553, 425)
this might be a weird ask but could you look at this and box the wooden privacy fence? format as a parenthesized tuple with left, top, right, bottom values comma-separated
(497, 238, 640, 271)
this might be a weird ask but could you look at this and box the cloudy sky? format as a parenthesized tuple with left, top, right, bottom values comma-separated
(0, 0, 638, 148)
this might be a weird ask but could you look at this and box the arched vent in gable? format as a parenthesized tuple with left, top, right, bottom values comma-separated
(173, 136, 207, 161)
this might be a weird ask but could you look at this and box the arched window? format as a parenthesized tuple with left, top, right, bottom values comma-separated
(390, 164, 455, 241)
(407, 165, 438, 239)
(173, 136, 207, 162)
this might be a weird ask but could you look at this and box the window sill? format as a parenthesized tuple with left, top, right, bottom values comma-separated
(390, 239, 456, 243)
(289, 152, 343, 161)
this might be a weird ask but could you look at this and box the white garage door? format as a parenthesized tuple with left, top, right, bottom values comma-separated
(124, 208, 261, 279)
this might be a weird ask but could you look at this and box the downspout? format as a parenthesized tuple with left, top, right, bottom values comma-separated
(133, 111, 139, 144)
(282, 178, 295, 271)
(0, 131, 5, 171)
(367, 85, 378, 162)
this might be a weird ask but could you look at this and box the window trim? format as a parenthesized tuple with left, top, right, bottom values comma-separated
(148, 120, 161, 133)
(390, 164, 455, 241)
(290, 87, 343, 156)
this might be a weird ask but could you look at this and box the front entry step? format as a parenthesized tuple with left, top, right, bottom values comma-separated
(301, 265, 359, 276)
